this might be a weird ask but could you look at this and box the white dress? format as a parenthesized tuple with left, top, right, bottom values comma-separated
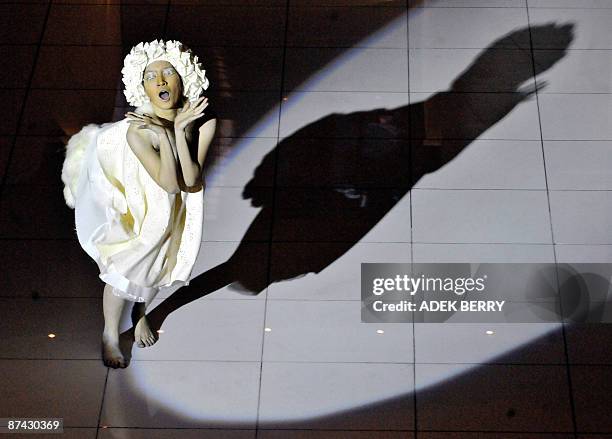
(62, 116, 204, 303)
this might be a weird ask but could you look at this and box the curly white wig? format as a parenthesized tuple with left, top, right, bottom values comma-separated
(122, 39, 209, 108)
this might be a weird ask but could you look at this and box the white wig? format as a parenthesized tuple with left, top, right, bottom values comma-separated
(122, 39, 209, 107)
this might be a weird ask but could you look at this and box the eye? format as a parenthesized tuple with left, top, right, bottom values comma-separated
(163, 68, 176, 76)
(144, 71, 157, 81)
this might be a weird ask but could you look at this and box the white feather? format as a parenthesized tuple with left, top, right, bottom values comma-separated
(61, 124, 100, 209)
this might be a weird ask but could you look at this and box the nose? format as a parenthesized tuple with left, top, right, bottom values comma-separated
(156, 75, 167, 86)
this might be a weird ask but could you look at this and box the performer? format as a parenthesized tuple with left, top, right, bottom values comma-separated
(61, 40, 216, 368)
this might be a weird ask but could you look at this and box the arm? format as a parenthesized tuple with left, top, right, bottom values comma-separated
(171, 118, 216, 190)
(126, 124, 181, 194)
(173, 97, 217, 190)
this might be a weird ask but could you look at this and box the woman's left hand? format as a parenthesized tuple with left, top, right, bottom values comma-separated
(174, 97, 209, 132)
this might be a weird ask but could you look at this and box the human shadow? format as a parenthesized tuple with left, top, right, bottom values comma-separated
(141, 24, 574, 341)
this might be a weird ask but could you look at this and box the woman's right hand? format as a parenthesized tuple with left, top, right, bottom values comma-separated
(126, 112, 168, 136)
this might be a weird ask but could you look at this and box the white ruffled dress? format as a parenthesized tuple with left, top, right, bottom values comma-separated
(62, 116, 204, 303)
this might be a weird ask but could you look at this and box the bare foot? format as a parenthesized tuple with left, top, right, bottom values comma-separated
(102, 331, 126, 368)
(132, 302, 157, 348)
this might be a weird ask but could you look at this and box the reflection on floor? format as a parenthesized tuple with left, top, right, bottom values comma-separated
(1, 0, 611, 437)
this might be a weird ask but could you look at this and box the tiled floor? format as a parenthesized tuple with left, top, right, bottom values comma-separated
(1, 0, 611, 438)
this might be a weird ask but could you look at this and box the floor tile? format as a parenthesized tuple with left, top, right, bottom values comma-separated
(549, 191, 612, 244)
(43, 4, 167, 46)
(6, 136, 65, 185)
(412, 189, 553, 244)
(258, 362, 414, 430)
(192, 46, 283, 92)
(160, 241, 269, 300)
(120, 5, 173, 47)
(413, 243, 556, 262)
(0, 89, 26, 136)
(0, 239, 101, 299)
(262, 300, 413, 362)
(285, 48, 408, 92)
(0, 184, 76, 239)
(0, 359, 106, 427)
(279, 91, 409, 139)
(412, 0, 525, 6)
(128, 298, 265, 361)
(202, 187, 272, 242)
(287, 6, 407, 48)
(409, 8, 529, 49)
(205, 137, 277, 188)
(420, 433, 572, 439)
(100, 361, 261, 428)
(167, 6, 286, 47)
(529, 0, 612, 6)
(529, 8, 612, 49)
(565, 320, 612, 364)
(3, 428, 97, 439)
(0, 136, 12, 180)
(19, 89, 117, 136)
(32, 46, 123, 90)
(207, 90, 280, 138)
(410, 48, 535, 93)
(539, 94, 612, 140)
(535, 50, 612, 93)
(277, 137, 410, 188)
(268, 242, 411, 301)
(413, 140, 546, 190)
(0, 298, 103, 359)
(415, 323, 566, 364)
(416, 364, 573, 431)
(0, 4, 48, 45)
(0, 45, 37, 89)
(545, 141, 612, 190)
(98, 429, 254, 439)
(43, 4, 122, 45)
(555, 244, 612, 262)
(272, 187, 410, 243)
(410, 92, 541, 140)
(259, 432, 412, 439)
(571, 365, 612, 432)
(172, 0, 283, 4)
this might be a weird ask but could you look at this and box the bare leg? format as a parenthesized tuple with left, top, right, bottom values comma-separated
(132, 300, 157, 348)
(102, 284, 127, 368)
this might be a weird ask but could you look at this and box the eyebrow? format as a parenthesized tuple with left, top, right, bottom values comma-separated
(144, 66, 175, 73)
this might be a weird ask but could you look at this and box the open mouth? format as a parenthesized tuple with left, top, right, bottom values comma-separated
(158, 90, 170, 102)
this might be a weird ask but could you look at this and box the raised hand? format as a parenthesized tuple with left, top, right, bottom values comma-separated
(174, 97, 209, 132)
(125, 112, 169, 135)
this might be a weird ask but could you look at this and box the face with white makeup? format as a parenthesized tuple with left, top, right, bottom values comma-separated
(142, 60, 184, 111)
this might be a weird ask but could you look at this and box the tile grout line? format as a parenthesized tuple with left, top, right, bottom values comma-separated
(255, 0, 291, 435)
(406, 1, 419, 437)
(0, 2, 52, 205)
(526, 3, 579, 438)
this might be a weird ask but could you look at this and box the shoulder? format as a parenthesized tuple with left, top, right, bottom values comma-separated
(126, 123, 153, 150)
(197, 105, 218, 131)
